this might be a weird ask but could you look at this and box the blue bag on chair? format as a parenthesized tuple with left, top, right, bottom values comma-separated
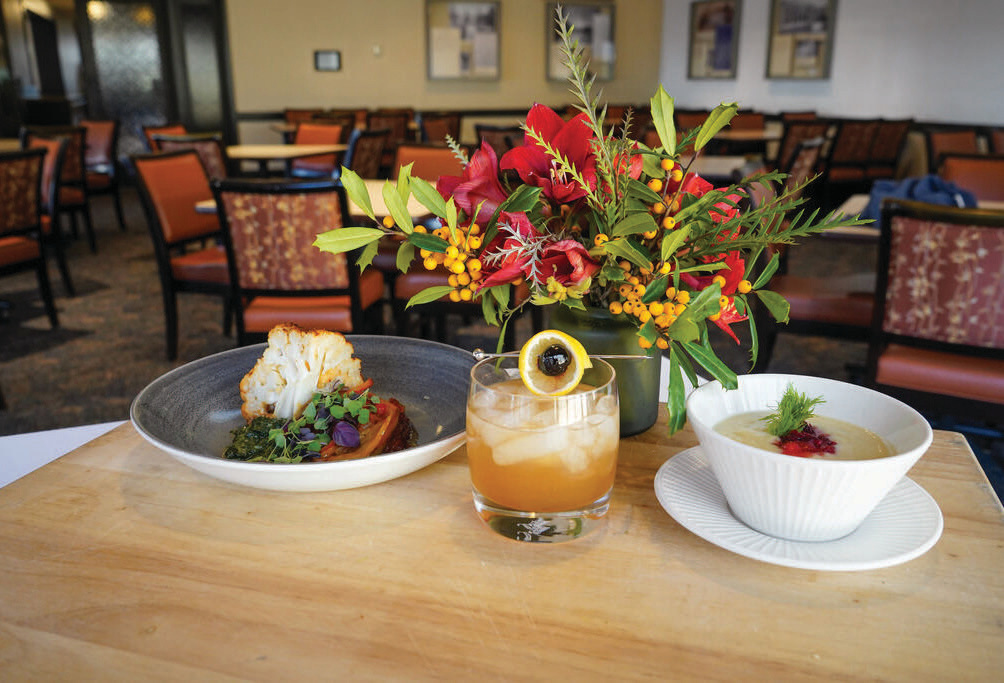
(861, 175, 977, 222)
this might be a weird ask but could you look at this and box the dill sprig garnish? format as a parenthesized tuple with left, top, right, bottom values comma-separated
(761, 383, 825, 437)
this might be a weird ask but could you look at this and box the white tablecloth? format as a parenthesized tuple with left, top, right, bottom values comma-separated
(0, 421, 125, 488)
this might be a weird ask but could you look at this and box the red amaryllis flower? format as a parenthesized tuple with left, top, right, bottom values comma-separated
(436, 141, 508, 226)
(680, 250, 747, 344)
(500, 104, 597, 203)
(477, 212, 540, 289)
(537, 239, 600, 287)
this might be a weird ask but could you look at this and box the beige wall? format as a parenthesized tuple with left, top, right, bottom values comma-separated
(226, 0, 663, 142)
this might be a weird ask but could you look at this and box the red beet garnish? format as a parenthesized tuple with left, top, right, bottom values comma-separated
(773, 422, 837, 457)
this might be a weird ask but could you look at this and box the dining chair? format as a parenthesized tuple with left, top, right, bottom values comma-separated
(865, 198, 1004, 428)
(936, 153, 1004, 202)
(283, 108, 323, 124)
(21, 125, 97, 253)
(674, 109, 708, 132)
(865, 118, 913, 181)
(748, 138, 874, 374)
(419, 111, 461, 145)
(780, 110, 817, 123)
(990, 127, 1004, 154)
(821, 118, 881, 209)
(289, 121, 344, 178)
(132, 149, 232, 360)
(152, 132, 230, 180)
(142, 122, 187, 152)
(311, 111, 356, 139)
(23, 135, 75, 297)
(392, 144, 465, 183)
(474, 124, 524, 159)
(81, 118, 127, 232)
(342, 128, 390, 179)
(367, 109, 414, 173)
(211, 176, 385, 345)
(0, 147, 61, 328)
(924, 128, 981, 173)
(730, 111, 766, 131)
(773, 120, 832, 174)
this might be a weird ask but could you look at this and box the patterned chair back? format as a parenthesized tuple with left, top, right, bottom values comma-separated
(22, 125, 86, 186)
(132, 150, 220, 245)
(829, 119, 880, 166)
(344, 128, 390, 179)
(213, 178, 351, 292)
(367, 110, 412, 146)
(925, 129, 981, 172)
(877, 201, 1004, 350)
(153, 133, 229, 180)
(24, 136, 67, 216)
(0, 148, 46, 236)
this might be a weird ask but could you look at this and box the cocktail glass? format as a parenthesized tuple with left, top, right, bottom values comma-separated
(465, 357, 619, 542)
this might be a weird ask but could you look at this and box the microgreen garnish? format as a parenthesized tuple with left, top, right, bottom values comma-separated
(761, 383, 825, 437)
(225, 382, 382, 463)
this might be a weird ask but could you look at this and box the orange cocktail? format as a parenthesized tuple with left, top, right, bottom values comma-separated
(465, 357, 619, 542)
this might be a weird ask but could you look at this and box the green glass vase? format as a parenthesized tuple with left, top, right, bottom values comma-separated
(550, 305, 661, 437)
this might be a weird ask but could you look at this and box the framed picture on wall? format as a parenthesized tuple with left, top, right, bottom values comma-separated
(426, 1, 500, 80)
(688, 0, 741, 79)
(766, 0, 836, 79)
(547, 2, 615, 82)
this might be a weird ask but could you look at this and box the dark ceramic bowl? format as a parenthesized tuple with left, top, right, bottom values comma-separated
(130, 335, 473, 491)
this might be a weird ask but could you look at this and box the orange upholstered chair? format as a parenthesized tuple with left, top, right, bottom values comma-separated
(142, 122, 187, 152)
(24, 135, 74, 296)
(864, 118, 913, 181)
(937, 154, 1004, 202)
(22, 125, 96, 253)
(289, 121, 344, 178)
(211, 177, 385, 344)
(81, 119, 127, 232)
(990, 128, 1004, 154)
(132, 150, 232, 360)
(925, 129, 981, 172)
(153, 132, 230, 180)
(392, 144, 465, 183)
(866, 199, 1004, 424)
(283, 108, 323, 124)
(0, 147, 61, 327)
(821, 118, 881, 207)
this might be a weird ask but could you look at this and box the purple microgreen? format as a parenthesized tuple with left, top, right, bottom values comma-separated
(332, 420, 360, 448)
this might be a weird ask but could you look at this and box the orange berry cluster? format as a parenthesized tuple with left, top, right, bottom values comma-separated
(606, 262, 691, 350)
(415, 223, 484, 302)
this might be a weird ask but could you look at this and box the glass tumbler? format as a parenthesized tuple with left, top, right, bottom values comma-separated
(465, 357, 619, 542)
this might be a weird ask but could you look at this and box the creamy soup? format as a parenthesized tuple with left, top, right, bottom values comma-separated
(715, 411, 893, 460)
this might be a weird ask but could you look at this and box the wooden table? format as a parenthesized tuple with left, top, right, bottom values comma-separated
(195, 178, 430, 220)
(226, 143, 347, 175)
(2, 415, 1002, 679)
(0, 137, 21, 152)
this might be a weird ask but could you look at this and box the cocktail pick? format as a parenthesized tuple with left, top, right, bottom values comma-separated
(472, 349, 650, 361)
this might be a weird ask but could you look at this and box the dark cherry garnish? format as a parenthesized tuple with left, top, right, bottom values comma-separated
(773, 423, 837, 457)
(537, 344, 571, 377)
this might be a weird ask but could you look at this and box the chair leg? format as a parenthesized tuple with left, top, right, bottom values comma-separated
(81, 204, 97, 253)
(222, 295, 233, 336)
(112, 185, 127, 231)
(47, 227, 75, 297)
(162, 289, 179, 360)
(36, 260, 59, 328)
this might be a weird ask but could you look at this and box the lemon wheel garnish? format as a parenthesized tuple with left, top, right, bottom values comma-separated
(517, 330, 592, 396)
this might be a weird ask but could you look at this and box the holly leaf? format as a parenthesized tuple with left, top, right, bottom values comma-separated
(650, 85, 676, 156)
(410, 177, 447, 218)
(313, 227, 384, 254)
(406, 286, 453, 308)
(395, 240, 415, 272)
(339, 167, 373, 221)
(755, 289, 790, 324)
(383, 182, 414, 234)
(694, 102, 739, 152)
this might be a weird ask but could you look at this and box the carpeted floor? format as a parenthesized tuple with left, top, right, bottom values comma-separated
(1, 185, 1001, 499)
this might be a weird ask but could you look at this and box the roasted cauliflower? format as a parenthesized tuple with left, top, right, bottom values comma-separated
(239, 323, 364, 421)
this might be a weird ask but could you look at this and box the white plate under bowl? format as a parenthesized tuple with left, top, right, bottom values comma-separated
(130, 336, 474, 492)
(654, 447, 943, 571)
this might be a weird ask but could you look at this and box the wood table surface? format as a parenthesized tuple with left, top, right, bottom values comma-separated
(0, 137, 20, 152)
(2, 417, 1002, 680)
(827, 194, 1004, 241)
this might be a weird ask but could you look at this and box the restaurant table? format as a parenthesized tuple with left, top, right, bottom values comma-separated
(195, 178, 430, 220)
(226, 143, 347, 175)
(0, 137, 21, 152)
(2, 415, 1002, 679)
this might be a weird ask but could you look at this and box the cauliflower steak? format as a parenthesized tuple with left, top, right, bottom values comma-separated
(239, 323, 364, 421)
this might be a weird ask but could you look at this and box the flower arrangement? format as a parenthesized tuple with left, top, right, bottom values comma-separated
(314, 5, 867, 433)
